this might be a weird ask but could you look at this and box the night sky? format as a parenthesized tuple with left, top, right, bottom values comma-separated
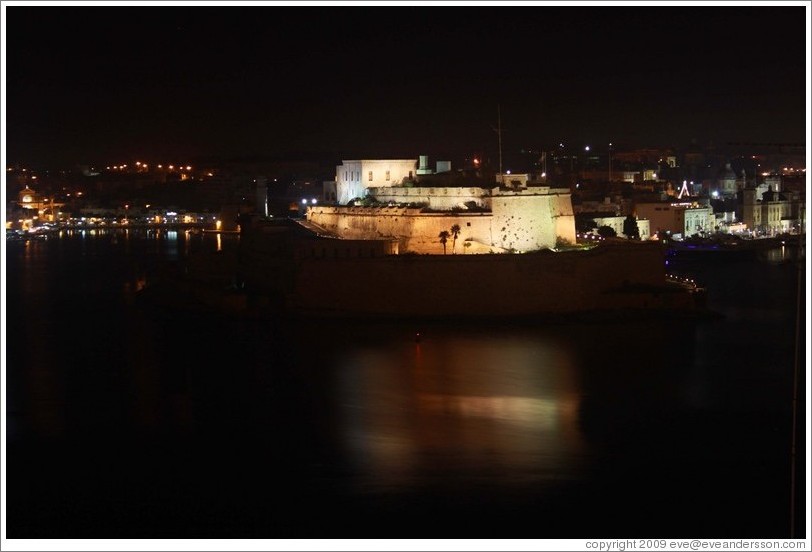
(4, 3, 809, 168)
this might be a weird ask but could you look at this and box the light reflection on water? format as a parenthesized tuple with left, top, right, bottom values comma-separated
(4, 233, 804, 537)
(333, 333, 585, 490)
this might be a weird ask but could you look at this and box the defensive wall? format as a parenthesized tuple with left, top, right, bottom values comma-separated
(307, 189, 576, 253)
(236, 222, 686, 318)
(370, 186, 486, 210)
(283, 242, 675, 318)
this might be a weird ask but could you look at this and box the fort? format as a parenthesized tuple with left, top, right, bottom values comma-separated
(228, 219, 705, 320)
(310, 156, 576, 253)
(146, 155, 709, 319)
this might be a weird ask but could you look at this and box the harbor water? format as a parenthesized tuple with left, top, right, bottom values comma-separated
(4, 229, 807, 538)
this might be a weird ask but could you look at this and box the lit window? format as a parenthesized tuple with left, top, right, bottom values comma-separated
(369, 171, 373, 181)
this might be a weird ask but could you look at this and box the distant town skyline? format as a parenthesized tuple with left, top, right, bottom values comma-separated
(3, 2, 809, 169)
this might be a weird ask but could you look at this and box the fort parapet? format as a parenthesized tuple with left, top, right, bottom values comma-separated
(307, 186, 576, 253)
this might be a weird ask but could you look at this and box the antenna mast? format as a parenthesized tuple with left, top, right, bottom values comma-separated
(493, 105, 504, 185)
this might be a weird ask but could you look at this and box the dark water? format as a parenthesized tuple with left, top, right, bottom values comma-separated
(4, 229, 807, 538)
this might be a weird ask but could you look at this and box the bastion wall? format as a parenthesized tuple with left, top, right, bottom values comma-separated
(307, 191, 576, 252)
(285, 242, 669, 317)
(370, 186, 487, 210)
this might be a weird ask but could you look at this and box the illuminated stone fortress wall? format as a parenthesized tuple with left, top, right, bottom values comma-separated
(319, 158, 577, 253)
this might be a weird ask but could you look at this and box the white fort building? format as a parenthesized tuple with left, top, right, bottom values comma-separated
(310, 155, 576, 254)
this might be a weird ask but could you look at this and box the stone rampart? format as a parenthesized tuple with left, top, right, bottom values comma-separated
(284, 242, 670, 317)
(370, 186, 486, 210)
(307, 192, 576, 253)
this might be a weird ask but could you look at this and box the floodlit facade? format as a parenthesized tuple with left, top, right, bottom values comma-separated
(313, 156, 577, 253)
(634, 201, 714, 237)
(591, 215, 651, 240)
(335, 159, 418, 205)
(741, 187, 794, 235)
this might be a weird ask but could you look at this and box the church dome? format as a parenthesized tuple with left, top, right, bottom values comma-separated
(719, 163, 736, 180)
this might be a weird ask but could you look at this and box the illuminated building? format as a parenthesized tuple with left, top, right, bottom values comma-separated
(740, 186, 795, 235)
(715, 163, 738, 197)
(311, 155, 576, 253)
(335, 159, 418, 205)
(18, 184, 44, 210)
(590, 215, 651, 240)
(15, 184, 65, 222)
(634, 200, 714, 238)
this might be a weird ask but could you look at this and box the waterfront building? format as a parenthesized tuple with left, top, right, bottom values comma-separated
(591, 215, 651, 240)
(634, 200, 714, 238)
(311, 155, 576, 253)
(12, 184, 66, 223)
(335, 159, 418, 205)
(17, 184, 47, 211)
(740, 186, 795, 235)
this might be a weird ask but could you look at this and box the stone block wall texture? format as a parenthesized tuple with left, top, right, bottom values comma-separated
(308, 191, 576, 252)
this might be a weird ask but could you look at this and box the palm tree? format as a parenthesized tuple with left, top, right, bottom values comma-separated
(438, 230, 450, 255)
(463, 241, 472, 254)
(450, 224, 461, 254)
